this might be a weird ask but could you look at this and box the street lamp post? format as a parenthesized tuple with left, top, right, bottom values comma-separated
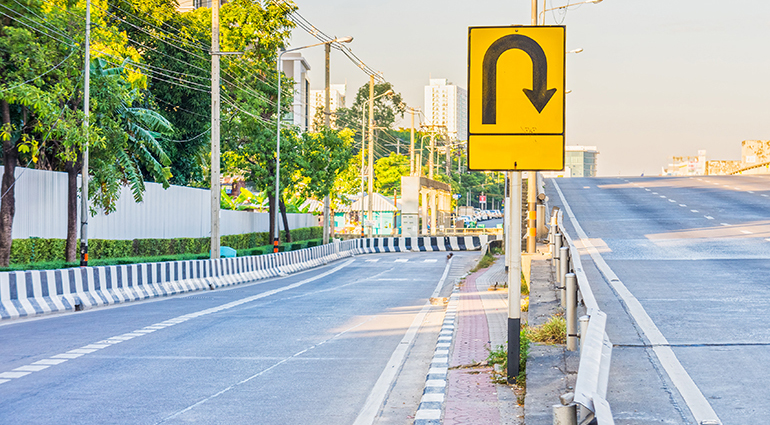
(540, 0, 603, 24)
(274, 36, 353, 253)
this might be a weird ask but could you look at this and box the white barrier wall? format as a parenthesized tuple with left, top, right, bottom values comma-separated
(1, 167, 316, 240)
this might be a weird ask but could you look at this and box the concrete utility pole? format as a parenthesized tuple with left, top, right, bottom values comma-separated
(428, 132, 435, 180)
(409, 108, 416, 175)
(210, 0, 221, 259)
(80, 0, 91, 266)
(445, 139, 451, 176)
(322, 43, 331, 245)
(366, 75, 375, 237)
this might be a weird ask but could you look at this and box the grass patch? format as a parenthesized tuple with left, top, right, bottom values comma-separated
(525, 315, 566, 345)
(471, 251, 495, 272)
(487, 326, 532, 393)
(521, 271, 529, 296)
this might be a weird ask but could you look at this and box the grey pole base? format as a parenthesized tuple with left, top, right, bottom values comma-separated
(507, 317, 520, 383)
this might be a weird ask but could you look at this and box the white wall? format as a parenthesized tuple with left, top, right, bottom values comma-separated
(1, 167, 316, 240)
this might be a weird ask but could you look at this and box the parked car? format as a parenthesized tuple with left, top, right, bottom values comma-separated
(459, 215, 477, 227)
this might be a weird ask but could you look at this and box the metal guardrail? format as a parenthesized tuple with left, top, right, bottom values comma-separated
(549, 209, 615, 425)
(436, 227, 504, 236)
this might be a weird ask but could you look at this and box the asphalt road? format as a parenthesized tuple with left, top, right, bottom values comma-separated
(547, 175, 770, 424)
(0, 250, 478, 425)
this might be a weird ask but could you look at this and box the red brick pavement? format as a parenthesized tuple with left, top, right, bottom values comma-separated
(443, 270, 501, 425)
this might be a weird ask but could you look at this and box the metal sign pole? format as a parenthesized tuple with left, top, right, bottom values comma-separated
(507, 171, 522, 382)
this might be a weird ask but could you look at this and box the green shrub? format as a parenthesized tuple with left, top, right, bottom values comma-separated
(5, 227, 322, 268)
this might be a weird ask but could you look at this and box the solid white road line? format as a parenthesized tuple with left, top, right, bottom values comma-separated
(352, 258, 453, 425)
(553, 181, 722, 425)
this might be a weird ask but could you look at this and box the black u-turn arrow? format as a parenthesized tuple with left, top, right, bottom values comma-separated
(482, 34, 556, 124)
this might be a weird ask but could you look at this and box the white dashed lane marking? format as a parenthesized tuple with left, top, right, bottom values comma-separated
(691, 210, 699, 213)
(679, 204, 687, 207)
(721, 223, 731, 226)
(705, 216, 714, 220)
(741, 230, 753, 234)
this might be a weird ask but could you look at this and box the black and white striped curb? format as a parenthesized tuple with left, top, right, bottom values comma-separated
(413, 289, 459, 424)
(358, 236, 493, 254)
(1, 236, 497, 321)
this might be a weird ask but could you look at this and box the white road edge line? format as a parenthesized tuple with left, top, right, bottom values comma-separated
(353, 257, 453, 425)
(552, 180, 722, 425)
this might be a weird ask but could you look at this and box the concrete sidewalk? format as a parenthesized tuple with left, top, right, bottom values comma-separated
(431, 248, 574, 424)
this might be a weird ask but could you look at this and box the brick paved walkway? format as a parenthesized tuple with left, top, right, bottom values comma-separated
(443, 270, 501, 425)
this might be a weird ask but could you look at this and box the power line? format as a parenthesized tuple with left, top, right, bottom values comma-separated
(0, 47, 78, 93)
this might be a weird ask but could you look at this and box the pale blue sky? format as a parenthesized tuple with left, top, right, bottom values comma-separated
(290, 1, 770, 176)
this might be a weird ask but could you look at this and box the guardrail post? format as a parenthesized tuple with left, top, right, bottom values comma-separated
(559, 246, 569, 307)
(553, 232, 562, 261)
(537, 204, 546, 238)
(552, 403, 577, 425)
(579, 315, 590, 352)
(548, 224, 553, 255)
(566, 273, 577, 351)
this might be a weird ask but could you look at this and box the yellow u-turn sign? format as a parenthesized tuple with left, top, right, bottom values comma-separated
(468, 26, 565, 171)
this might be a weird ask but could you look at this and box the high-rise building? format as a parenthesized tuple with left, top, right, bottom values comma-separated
(424, 79, 468, 141)
(308, 84, 346, 130)
(280, 53, 311, 132)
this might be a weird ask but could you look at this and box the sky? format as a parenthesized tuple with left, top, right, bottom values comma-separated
(289, 1, 770, 177)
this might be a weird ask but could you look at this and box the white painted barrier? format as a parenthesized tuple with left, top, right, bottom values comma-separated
(0, 236, 493, 321)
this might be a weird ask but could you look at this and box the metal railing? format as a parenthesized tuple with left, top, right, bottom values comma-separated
(439, 227, 504, 236)
(548, 209, 615, 425)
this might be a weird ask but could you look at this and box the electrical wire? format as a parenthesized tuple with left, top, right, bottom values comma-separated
(0, 47, 78, 93)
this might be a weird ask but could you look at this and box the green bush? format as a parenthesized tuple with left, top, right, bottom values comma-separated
(7, 227, 322, 267)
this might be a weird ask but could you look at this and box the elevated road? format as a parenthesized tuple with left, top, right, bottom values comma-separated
(548, 175, 770, 424)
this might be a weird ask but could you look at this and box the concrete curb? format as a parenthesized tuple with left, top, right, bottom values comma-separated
(0, 236, 497, 321)
(413, 288, 459, 425)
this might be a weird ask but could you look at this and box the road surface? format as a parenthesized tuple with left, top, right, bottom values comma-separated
(548, 175, 770, 424)
(0, 250, 478, 424)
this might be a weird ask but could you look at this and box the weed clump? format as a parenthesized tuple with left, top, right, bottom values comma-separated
(525, 315, 566, 345)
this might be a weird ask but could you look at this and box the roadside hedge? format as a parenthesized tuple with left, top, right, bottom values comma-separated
(9, 227, 323, 265)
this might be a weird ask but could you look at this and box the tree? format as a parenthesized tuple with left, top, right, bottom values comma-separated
(294, 127, 355, 204)
(217, 0, 300, 243)
(0, 0, 85, 265)
(373, 152, 409, 195)
(335, 81, 405, 149)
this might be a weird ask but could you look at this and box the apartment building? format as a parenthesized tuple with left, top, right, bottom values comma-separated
(424, 78, 468, 141)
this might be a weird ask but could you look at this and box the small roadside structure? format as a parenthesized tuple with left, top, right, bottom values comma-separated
(347, 193, 399, 236)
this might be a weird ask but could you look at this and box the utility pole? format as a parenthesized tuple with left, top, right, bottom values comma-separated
(428, 132, 435, 180)
(322, 43, 331, 245)
(210, 0, 221, 259)
(409, 108, 416, 175)
(445, 139, 451, 176)
(80, 0, 91, 267)
(366, 75, 375, 237)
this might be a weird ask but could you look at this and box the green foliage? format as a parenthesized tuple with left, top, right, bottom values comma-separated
(526, 316, 567, 345)
(8, 227, 322, 264)
(471, 251, 495, 272)
(295, 127, 355, 202)
(521, 271, 530, 296)
(486, 327, 531, 387)
(335, 82, 405, 146)
(373, 152, 409, 195)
